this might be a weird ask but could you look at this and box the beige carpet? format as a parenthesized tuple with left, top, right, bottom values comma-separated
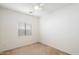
(1, 42, 69, 55)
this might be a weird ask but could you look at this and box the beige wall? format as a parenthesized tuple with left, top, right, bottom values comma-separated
(0, 7, 40, 51)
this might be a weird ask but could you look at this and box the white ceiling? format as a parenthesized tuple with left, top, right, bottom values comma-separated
(0, 3, 73, 17)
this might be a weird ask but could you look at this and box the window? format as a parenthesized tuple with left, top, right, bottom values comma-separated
(18, 23, 32, 36)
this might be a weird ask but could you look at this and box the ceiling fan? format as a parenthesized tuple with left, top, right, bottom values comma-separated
(28, 3, 44, 14)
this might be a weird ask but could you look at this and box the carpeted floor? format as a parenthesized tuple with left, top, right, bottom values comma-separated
(1, 42, 69, 55)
